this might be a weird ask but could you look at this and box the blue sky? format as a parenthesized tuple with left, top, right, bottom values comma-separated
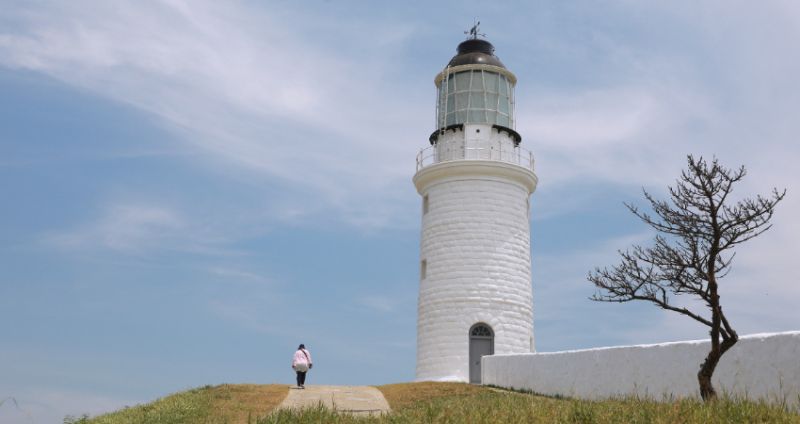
(1, 1, 799, 421)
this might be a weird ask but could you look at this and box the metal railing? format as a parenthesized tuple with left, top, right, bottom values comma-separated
(416, 143, 535, 172)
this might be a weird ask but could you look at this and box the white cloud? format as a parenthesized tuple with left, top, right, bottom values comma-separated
(42, 202, 241, 256)
(535, 201, 798, 352)
(1, 1, 797, 232)
(45, 204, 184, 251)
(356, 295, 397, 313)
(718, 198, 800, 334)
(522, 88, 659, 149)
(516, 2, 800, 353)
(518, 78, 722, 190)
(208, 267, 271, 285)
(1, 0, 798, 409)
(0, 0, 425, 229)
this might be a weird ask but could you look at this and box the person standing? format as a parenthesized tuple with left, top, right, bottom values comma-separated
(291, 344, 313, 389)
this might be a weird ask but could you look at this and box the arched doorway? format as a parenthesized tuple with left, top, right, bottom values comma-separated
(469, 323, 494, 383)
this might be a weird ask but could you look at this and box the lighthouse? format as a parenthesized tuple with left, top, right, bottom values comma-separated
(413, 28, 538, 383)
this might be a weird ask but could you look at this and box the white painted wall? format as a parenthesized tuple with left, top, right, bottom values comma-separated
(413, 132, 538, 382)
(435, 124, 519, 163)
(483, 331, 800, 408)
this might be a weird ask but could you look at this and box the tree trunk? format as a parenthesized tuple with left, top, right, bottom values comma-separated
(697, 336, 738, 401)
(697, 351, 719, 400)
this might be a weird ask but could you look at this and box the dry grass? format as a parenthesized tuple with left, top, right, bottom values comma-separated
(208, 384, 289, 423)
(264, 383, 800, 424)
(67, 384, 289, 424)
(70, 382, 800, 424)
(376, 382, 490, 410)
(263, 385, 800, 424)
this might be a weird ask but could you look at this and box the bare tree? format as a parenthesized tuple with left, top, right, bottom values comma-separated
(588, 155, 785, 400)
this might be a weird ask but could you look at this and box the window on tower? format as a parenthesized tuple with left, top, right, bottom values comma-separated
(526, 196, 530, 217)
(423, 194, 429, 214)
(420, 259, 427, 280)
(437, 69, 514, 129)
(470, 324, 493, 337)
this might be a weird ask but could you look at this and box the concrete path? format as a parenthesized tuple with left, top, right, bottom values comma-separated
(278, 385, 391, 416)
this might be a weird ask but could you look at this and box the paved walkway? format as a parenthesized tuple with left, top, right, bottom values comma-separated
(278, 385, 391, 416)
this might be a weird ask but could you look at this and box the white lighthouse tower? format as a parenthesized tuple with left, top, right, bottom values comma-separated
(414, 29, 538, 383)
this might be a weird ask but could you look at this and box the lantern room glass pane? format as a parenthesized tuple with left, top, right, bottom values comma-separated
(436, 70, 515, 129)
(455, 92, 468, 110)
(484, 73, 498, 93)
(472, 71, 485, 90)
(497, 114, 510, 127)
(499, 77, 509, 96)
(499, 97, 509, 114)
(471, 92, 485, 108)
(454, 72, 470, 90)
(486, 93, 498, 110)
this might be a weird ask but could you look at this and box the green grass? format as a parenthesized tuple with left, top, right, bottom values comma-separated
(261, 383, 800, 424)
(261, 391, 800, 423)
(66, 382, 800, 424)
(65, 384, 288, 424)
(64, 386, 211, 424)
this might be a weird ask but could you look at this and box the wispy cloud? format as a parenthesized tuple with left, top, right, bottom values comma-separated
(45, 204, 184, 252)
(523, 88, 659, 149)
(356, 295, 398, 313)
(518, 79, 721, 190)
(1, 3, 799, 417)
(207, 300, 282, 335)
(0, 0, 424, 229)
(535, 191, 798, 352)
(2, 1, 798, 232)
(42, 202, 239, 255)
(208, 266, 271, 285)
(518, 2, 800, 353)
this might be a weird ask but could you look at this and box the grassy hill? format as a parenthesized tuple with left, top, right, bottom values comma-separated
(67, 382, 800, 423)
(64, 384, 288, 424)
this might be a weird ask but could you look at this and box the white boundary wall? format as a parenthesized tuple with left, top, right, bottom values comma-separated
(483, 331, 800, 408)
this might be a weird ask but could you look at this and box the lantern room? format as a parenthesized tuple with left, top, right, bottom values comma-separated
(434, 38, 517, 131)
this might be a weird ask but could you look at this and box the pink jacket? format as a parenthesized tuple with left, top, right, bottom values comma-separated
(292, 349, 312, 368)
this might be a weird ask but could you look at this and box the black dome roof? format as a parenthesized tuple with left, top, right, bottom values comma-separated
(447, 38, 505, 68)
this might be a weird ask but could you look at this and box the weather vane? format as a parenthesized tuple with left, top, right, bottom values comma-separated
(464, 19, 485, 40)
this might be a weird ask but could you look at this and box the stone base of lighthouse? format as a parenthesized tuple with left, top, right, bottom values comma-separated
(413, 157, 537, 382)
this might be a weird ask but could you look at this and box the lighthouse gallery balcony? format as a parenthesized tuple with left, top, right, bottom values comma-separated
(415, 125, 535, 172)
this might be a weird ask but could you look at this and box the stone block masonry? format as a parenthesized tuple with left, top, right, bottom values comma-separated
(414, 159, 537, 382)
(415, 36, 538, 384)
(482, 331, 800, 409)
